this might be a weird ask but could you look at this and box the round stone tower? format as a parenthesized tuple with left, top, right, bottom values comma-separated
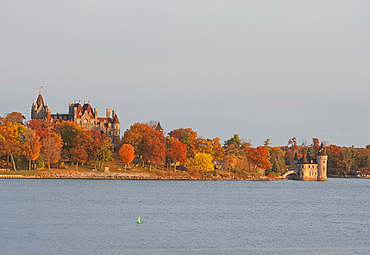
(316, 143, 328, 181)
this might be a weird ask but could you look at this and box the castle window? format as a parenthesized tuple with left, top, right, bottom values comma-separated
(64, 116, 67, 120)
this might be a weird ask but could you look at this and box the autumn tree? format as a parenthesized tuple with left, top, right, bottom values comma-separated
(6, 112, 25, 124)
(168, 128, 198, 158)
(96, 137, 113, 170)
(224, 144, 238, 171)
(268, 147, 286, 174)
(223, 134, 242, 149)
(119, 144, 135, 171)
(341, 147, 357, 174)
(27, 119, 54, 140)
(122, 123, 154, 161)
(166, 137, 187, 171)
(195, 137, 225, 162)
(40, 135, 63, 170)
(22, 129, 42, 170)
(143, 136, 165, 170)
(83, 130, 106, 163)
(189, 152, 214, 172)
(326, 145, 344, 175)
(54, 121, 84, 160)
(0, 115, 27, 170)
(122, 122, 166, 167)
(247, 146, 271, 173)
(284, 137, 300, 166)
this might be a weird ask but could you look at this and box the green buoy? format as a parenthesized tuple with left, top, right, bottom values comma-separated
(137, 216, 141, 224)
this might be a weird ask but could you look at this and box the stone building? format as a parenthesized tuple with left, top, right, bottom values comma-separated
(292, 144, 328, 181)
(31, 91, 120, 143)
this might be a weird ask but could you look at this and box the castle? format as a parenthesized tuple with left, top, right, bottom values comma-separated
(292, 143, 328, 181)
(31, 91, 120, 143)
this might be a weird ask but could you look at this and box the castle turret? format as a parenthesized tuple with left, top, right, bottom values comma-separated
(316, 143, 328, 181)
(31, 90, 48, 120)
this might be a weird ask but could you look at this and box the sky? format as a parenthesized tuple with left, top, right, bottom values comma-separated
(1, 0, 370, 147)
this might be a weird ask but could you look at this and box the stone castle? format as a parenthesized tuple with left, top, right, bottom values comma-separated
(31, 91, 120, 143)
(292, 143, 328, 181)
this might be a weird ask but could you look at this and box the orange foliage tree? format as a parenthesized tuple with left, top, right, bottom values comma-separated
(122, 123, 153, 160)
(69, 131, 91, 168)
(40, 134, 63, 170)
(168, 128, 198, 158)
(22, 129, 42, 170)
(143, 136, 165, 170)
(27, 119, 54, 140)
(166, 137, 187, 171)
(0, 115, 27, 170)
(224, 144, 239, 171)
(247, 146, 271, 173)
(122, 123, 166, 167)
(119, 144, 135, 171)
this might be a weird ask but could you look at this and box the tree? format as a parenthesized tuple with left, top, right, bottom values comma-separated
(223, 134, 242, 149)
(123, 122, 166, 167)
(195, 137, 225, 162)
(40, 135, 62, 170)
(27, 119, 54, 140)
(0, 115, 26, 170)
(285, 137, 299, 166)
(119, 144, 135, 171)
(6, 112, 25, 124)
(22, 129, 42, 170)
(166, 137, 187, 171)
(247, 146, 271, 173)
(168, 128, 198, 158)
(69, 131, 94, 168)
(326, 144, 344, 175)
(189, 152, 214, 172)
(96, 137, 113, 170)
(224, 144, 238, 171)
(143, 136, 165, 170)
(84, 130, 106, 163)
(269, 147, 286, 174)
(122, 123, 154, 161)
(54, 121, 84, 160)
(341, 147, 357, 174)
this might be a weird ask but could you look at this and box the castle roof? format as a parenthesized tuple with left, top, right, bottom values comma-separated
(36, 92, 45, 107)
(155, 122, 163, 132)
(112, 114, 120, 124)
(318, 142, 327, 155)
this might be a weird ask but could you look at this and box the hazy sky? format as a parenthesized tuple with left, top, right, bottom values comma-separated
(1, 0, 370, 147)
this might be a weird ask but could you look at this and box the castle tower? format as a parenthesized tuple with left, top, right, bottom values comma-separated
(31, 90, 48, 120)
(316, 143, 328, 181)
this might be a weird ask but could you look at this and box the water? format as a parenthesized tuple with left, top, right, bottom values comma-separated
(0, 179, 369, 254)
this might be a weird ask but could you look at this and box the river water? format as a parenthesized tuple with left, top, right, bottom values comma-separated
(0, 178, 368, 254)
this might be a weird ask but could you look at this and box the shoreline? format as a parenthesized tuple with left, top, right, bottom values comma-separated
(0, 172, 280, 181)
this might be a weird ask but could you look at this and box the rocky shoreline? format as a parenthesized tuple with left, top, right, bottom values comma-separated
(0, 172, 278, 181)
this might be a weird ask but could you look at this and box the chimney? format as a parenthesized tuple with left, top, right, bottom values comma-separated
(106, 109, 111, 118)
(112, 110, 116, 118)
(94, 108, 98, 118)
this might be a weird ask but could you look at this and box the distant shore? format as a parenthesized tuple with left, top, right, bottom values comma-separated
(0, 171, 281, 181)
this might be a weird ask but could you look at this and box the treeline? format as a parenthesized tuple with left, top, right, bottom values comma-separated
(0, 112, 369, 176)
